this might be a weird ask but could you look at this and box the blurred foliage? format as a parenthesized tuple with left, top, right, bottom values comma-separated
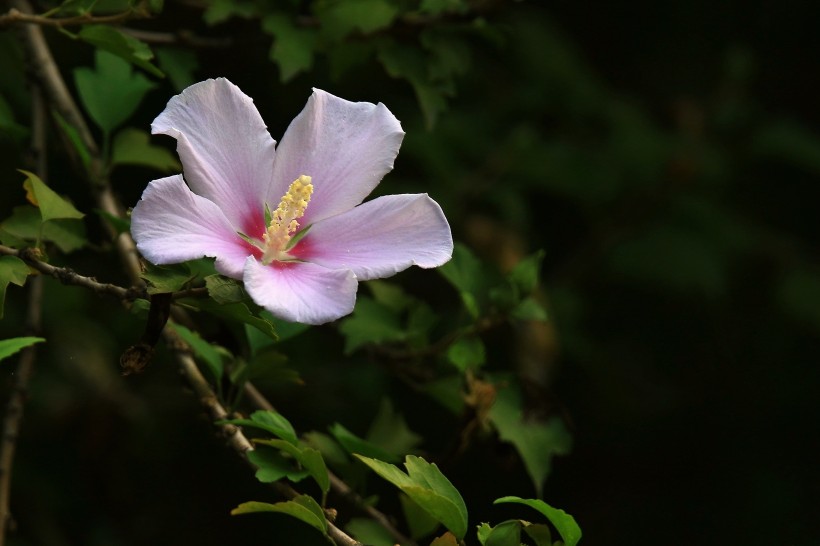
(1, 0, 819, 545)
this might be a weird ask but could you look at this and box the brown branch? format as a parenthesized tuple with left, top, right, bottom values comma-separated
(0, 5, 149, 29)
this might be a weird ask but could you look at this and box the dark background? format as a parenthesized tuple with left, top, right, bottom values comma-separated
(1, 1, 818, 545)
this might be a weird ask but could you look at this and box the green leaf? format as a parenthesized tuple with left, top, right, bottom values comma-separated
(0, 255, 30, 319)
(446, 335, 485, 371)
(484, 520, 521, 546)
(77, 25, 163, 78)
(303, 431, 350, 468)
(231, 495, 328, 535)
(111, 127, 181, 172)
(204, 275, 246, 304)
(510, 297, 548, 322)
(95, 208, 131, 236)
(167, 323, 224, 383)
(221, 410, 298, 445)
(522, 523, 552, 546)
(20, 170, 84, 221)
(366, 398, 423, 458)
(355, 454, 468, 539)
(140, 262, 194, 294)
(247, 446, 309, 483)
(50, 0, 99, 16)
(0, 336, 44, 363)
(74, 49, 158, 134)
(437, 243, 485, 318)
(508, 250, 545, 295)
(255, 439, 330, 497)
(331, 423, 399, 463)
(0, 93, 29, 141)
(262, 13, 317, 82)
(488, 383, 572, 497)
(338, 296, 405, 353)
(202, 0, 257, 25)
(346, 517, 395, 546)
(476, 522, 492, 545)
(494, 496, 581, 546)
(401, 493, 442, 539)
(155, 47, 198, 92)
(315, 0, 398, 40)
(419, 0, 466, 15)
(0, 206, 86, 252)
(181, 298, 277, 339)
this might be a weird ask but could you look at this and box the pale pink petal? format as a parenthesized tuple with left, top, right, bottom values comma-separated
(243, 258, 358, 325)
(131, 175, 255, 279)
(269, 89, 404, 226)
(152, 78, 275, 235)
(302, 194, 453, 280)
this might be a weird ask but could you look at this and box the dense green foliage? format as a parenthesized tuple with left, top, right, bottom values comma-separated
(0, 1, 817, 545)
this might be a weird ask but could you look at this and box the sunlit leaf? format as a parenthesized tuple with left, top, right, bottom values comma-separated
(231, 495, 328, 535)
(0, 336, 45, 363)
(20, 170, 84, 222)
(484, 520, 521, 546)
(355, 454, 468, 539)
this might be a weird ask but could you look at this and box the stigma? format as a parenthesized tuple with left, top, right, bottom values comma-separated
(260, 175, 313, 264)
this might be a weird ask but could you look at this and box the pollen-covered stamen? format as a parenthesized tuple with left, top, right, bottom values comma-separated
(260, 175, 313, 264)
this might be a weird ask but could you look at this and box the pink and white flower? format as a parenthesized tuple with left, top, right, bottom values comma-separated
(131, 78, 453, 324)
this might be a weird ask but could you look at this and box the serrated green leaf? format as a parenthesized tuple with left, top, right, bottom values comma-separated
(247, 446, 309, 483)
(111, 127, 181, 172)
(332, 423, 400, 463)
(52, 111, 91, 169)
(0, 336, 44, 363)
(355, 454, 468, 539)
(494, 497, 581, 546)
(446, 335, 485, 371)
(437, 243, 485, 318)
(221, 410, 298, 445)
(256, 438, 330, 496)
(231, 495, 328, 535)
(476, 522, 492, 545)
(77, 25, 163, 78)
(262, 13, 317, 82)
(20, 170, 84, 222)
(74, 49, 157, 134)
(140, 262, 194, 294)
(204, 275, 246, 304)
(488, 383, 572, 497)
(168, 323, 224, 383)
(484, 520, 521, 546)
(202, 0, 257, 25)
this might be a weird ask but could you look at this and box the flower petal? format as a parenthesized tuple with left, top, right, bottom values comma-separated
(303, 194, 453, 280)
(131, 175, 254, 278)
(151, 78, 274, 234)
(243, 258, 358, 325)
(270, 89, 404, 225)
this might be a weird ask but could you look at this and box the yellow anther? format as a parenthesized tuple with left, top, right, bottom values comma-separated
(261, 175, 313, 264)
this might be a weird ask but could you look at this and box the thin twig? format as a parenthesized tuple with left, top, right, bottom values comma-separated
(0, 5, 149, 28)
(120, 27, 232, 48)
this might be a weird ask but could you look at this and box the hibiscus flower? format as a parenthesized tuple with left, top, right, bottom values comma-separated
(131, 78, 453, 324)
